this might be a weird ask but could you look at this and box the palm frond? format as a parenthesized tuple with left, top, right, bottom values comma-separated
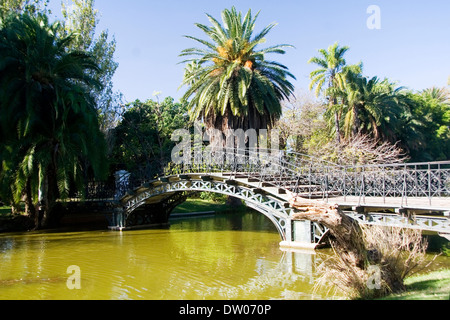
(179, 7, 294, 130)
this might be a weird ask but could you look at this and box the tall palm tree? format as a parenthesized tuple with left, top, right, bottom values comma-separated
(0, 14, 108, 228)
(308, 42, 361, 143)
(180, 6, 295, 134)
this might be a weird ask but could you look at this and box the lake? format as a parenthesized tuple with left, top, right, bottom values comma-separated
(0, 211, 448, 300)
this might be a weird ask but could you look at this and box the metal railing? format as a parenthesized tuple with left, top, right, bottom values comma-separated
(81, 147, 450, 208)
(321, 161, 450, 206)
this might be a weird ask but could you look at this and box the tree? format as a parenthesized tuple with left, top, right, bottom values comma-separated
(338, 74, 409, 143)
(308, 42, 362, 143)
(311, 134, 409, 166)
(0, 0, 49, 16)
(1, 0, 121, 132)
(398, 89, 450, 161)
(274, 90, 327, 153)
(421, 86, 450, 106)
(0, 13, 108, 228)
(180, 6, 295, 135)
(288, 195, 427, 299)
(111, 96, 189, 177)
(61, 0, 120, 132)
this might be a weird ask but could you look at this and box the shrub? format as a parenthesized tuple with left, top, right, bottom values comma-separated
(315, 225, 429, 300)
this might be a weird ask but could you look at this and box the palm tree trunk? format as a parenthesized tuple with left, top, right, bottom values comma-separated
(24, 179, 37, 227)
(334, 111, 341, 144)
(37, 157, 58, 229)
(352, 105, 361, 137)
(331, 98, 341, 144)
(41, 163, 61, 229)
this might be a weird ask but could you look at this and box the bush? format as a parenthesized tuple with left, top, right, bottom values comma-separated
(443, 242, 450, 257)
(315, 225, 429, 300)
(199, 192, 227, 203)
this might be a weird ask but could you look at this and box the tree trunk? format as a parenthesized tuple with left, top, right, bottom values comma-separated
(352, 105, 361, 138)
(24, 179, 37, 228)
(330, 98, 341, 144)
(40, 167, 59, 229)
(36, 170, 48, 230)
(334, 111, 341, 144)
(37, 165, 58, 229)
(287, 193, 423, 298)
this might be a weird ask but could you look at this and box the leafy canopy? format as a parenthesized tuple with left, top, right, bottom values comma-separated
(0, 13, 107, 221)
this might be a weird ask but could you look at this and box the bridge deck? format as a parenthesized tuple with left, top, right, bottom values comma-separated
(215, 174, 449, 213)
(328, 196, 449, 212)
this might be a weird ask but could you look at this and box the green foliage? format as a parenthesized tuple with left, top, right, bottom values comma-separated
(199, 192, 227, 203)
(398, 90, 450, 161)
(338, 75, 410, 143)
(0, 0, 50, 17)
(307, 42, 449, 163)
(1, 0, 120, 130)
(0, 13, 108, 227)
(308, 42, 362, 143)
(111, 96, 189, 176)
(275, 90, 327, 153)
(180, 6, 295, 131)
(308, 42, 354, 97)
(443, 243, 450, 257)
(61, 0, 120, 132)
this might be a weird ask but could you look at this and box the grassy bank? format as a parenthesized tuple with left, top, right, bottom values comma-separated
(381, 269, 450, 300)
(0, 206, 12, 218)
(172, 198, 246, 214)
(0, 199, 245, 220)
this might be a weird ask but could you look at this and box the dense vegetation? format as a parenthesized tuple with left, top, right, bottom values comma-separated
(278, 43, 449, 164)
(0, 0, 116, 228)
(110, 96, 189, 177)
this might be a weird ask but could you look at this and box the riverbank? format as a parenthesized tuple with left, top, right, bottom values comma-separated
(172, 198, 247, 215)
(381, 269, 450, 300)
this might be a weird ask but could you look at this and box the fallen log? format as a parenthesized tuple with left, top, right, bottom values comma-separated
(286, 191, 425, 298)
(286, 191, 367, 269)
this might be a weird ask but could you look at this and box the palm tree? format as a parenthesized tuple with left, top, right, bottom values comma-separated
(421, 87, 450, 106)
(0, 14, 108, 228)
(308, 42, 362, 143)
(339, 73, 409, 143)
(180, 7, 295, 135)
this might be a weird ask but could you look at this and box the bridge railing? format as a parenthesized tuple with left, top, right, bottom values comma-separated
(168, 147, 450, 206)
(80, 147, 450, 207)
(322, 161, 450, 206)
(167, 147, 340, 196)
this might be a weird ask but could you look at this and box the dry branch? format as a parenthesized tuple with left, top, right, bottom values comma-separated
(287, 191, 367, 269)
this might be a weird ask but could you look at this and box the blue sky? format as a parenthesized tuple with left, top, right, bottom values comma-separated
(49, 0, 450, 103)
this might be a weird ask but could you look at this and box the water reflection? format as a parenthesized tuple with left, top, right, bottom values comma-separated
(1, 212, 448, 300)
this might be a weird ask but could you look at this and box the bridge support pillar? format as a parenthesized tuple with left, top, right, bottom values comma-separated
(280, 220, 320, 250)
(109, 202, 172, 231)
(108, 192, 193, 231)
(109, 207, 125, 231)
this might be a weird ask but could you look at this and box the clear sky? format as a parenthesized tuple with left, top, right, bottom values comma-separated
(49, 0, 450, 103)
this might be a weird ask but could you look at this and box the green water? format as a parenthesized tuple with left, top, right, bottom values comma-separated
(0, 211, 448, 300)
(0, 212, 330, 300)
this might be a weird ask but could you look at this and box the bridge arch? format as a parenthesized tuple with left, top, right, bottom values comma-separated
(104, 148, 449, 249)
(111, 174, 296, 242)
